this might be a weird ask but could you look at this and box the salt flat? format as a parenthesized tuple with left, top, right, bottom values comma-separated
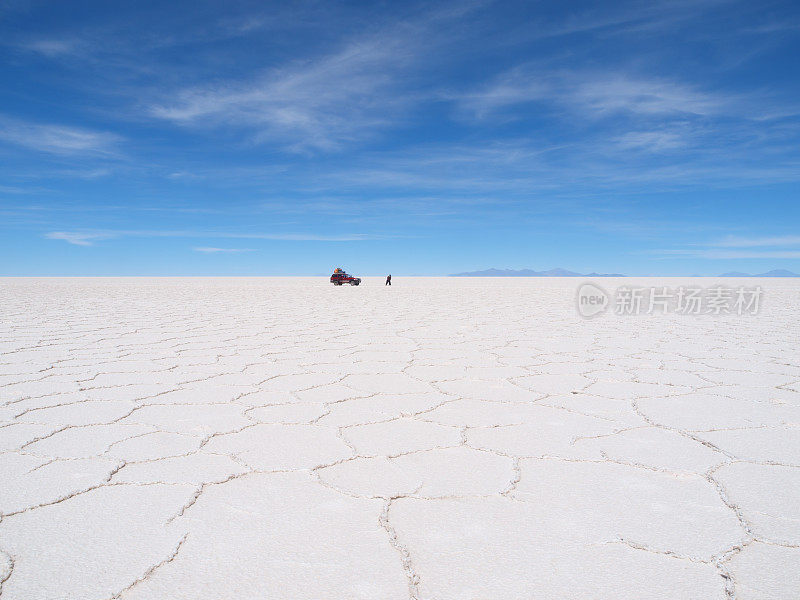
(1, 277, 798, 599)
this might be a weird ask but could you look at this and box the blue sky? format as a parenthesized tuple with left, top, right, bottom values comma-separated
(1, 0, 799, 275)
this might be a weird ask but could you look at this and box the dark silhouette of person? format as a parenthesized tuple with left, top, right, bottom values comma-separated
(385, 274, 392, 286)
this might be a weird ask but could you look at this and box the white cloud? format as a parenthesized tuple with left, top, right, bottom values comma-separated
(575, 75, 720, 116)
(664, 249, 800, 259)
(145, 2, 486, 151)
(251, 233, 379, 241)
(0, 185, 33, 194)
(709, 235, 800, 248)
(44, 230, 384, 246)
(45, 231, 114, 246)
(150, 34, 414, 151)
(193, 247, 254, 253)
(22, 39, 82, 58)
(456, 69, 722, 120)
(614, 129, 689, 152)
(0, 117, 121, 156)
(656, 232, 800, 260)
(514, 1, 735, 40)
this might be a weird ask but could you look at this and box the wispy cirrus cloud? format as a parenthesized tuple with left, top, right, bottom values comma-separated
(0, 117, 121, 156)
(659, 248, 800, 259)
(45, 229, 387, 246)
(709, 235, 800, 248)
(45, 231, 115, 246)
(149, 34, 415, 151)
(657, 233, 800, 260)
(148, 3, 485, 152)
(13, 4, 314, 62)
(193, 247, 255, 253)
(22, 38, 83, 58)
(507, 0, 736, 41)
(455, 69, 723, 120)
(613, 128, 690, 152)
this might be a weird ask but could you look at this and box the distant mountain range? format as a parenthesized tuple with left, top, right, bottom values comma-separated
(717, 269, 798, 277)
(449, 268, 625, 277)
(449, 268, 799, 277)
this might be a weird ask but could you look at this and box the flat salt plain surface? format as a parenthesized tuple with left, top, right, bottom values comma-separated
(1, 277, 799, 600)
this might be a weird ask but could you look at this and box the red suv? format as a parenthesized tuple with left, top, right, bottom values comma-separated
(330, 268, 361, 286)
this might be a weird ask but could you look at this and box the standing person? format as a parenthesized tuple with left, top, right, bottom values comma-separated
(385, 274, 392, 286)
